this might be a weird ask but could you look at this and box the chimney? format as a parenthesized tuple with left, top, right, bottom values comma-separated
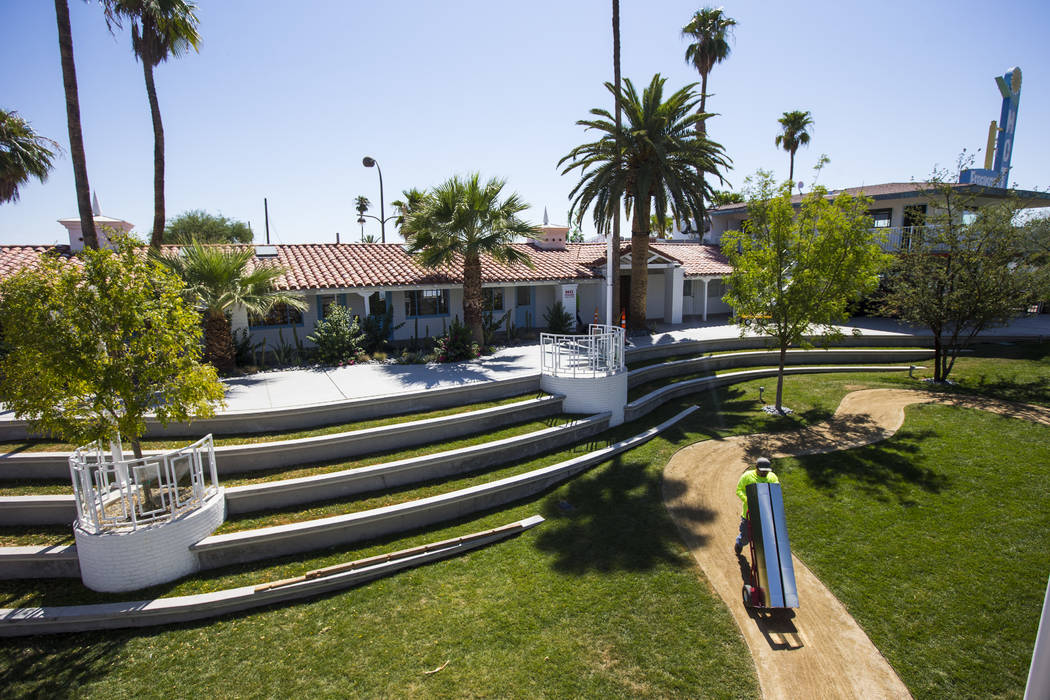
(533, 225, 568, 251)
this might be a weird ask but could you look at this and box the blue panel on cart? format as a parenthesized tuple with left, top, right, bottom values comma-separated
(755, 484, 785, 608)
(769, 483, 799, 608)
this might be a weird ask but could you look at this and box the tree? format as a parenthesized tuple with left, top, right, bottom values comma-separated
(561, 75, 730, 330)
(880, 174, 1044, 382)
(359, 233, 378, 244)
(355, 195, 370, 240)
(710, 189, 745, 207)
(392, 187, 427, 230)
(54, 0, 98, 249)
(0, 235, 224, 458)
(401, 173, 537, 345)
(775, 110, 813, 184)
(165, 209, 253, 244)
(104, 0, 201, 248)
(0, 110, 60, 204)
(156, 242, 306, 372)
(722, 171, 889, 411)
(682, 6, 737, 231)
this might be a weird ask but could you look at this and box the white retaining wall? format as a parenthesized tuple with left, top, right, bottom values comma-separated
(74, 490, 226, 593)
(540, 372, 628, 426)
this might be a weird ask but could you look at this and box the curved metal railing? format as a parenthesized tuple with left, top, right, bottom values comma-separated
(69, 435, 218, 534)
(540, 324, 625, 378)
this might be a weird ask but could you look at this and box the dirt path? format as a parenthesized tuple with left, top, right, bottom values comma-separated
(663, 389, 1050, 700)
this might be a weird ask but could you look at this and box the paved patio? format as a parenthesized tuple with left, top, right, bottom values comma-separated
(217, 314, 1050, 412)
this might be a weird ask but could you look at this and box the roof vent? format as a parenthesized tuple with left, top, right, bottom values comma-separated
(255, 245, 278, 257)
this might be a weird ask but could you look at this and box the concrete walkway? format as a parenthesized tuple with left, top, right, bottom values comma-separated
(217, 315, 1050, 413)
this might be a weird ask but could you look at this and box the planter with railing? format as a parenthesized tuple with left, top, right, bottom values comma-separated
(69, 435, 226, 592)
(540, 324, 628, 425)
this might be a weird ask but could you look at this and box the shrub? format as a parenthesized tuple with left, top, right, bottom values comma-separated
(543, 301, 575, 334)
(360, 308, 404, 354)
(307, 306, 366, 365)
(433, 316, 481, 362)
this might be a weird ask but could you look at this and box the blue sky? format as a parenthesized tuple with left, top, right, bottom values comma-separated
(2, 0, 1048, 246)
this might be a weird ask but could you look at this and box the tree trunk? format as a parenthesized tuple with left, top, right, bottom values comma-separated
(204, 310, 236, 372)
(776, 343, 787, 411)
(696, 70, 709, 239)
(463, 253, 484, 346)
(142, 55, 166, 249)
(788, 149, 796, 185)
(629, 197, 651, 332)
(610, 0, 622, 326)
(54, 0, 97, 250)
(933, 335, 943, 382)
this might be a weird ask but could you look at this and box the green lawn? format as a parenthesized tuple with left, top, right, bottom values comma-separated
(1, 342, 1048, 697)
(780, 404, 1048, 698)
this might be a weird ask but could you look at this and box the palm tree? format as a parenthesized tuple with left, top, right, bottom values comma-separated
(104, 0, 201, 249)
(359, 233, 378, 244)
(392, 187, 427, 229)
(401, 174, 537, 345)
(156, 242, 305, 372)
(775, 110, 814, 184)
(682, 7, 736, 234)
(354, 195, 370, 239)
(561, 75, 730, 331)
(53, 0, 98, 249)
(0, 110, 60, 204)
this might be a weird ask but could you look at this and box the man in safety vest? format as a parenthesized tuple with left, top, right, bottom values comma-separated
(734, 457, 779, 556)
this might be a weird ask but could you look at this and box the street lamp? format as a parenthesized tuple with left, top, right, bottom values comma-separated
(362, 156, 396, 243)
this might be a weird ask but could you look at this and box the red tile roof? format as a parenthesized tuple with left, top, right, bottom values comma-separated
(0, 241, 732, 289)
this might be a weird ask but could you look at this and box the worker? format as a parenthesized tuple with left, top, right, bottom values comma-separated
(734, 457, 779, 556)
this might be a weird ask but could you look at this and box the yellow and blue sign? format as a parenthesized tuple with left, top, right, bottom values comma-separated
(959, 67, 1022, 188)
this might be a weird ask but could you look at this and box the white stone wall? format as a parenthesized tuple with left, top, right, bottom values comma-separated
(540, 372, 627, 426)
(74, 490, 226, 593)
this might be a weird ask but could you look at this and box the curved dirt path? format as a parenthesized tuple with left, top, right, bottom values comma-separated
(663, 389, 1050, 700)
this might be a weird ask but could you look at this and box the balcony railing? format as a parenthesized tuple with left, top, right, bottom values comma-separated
(540, 324, 625, 378)
(876, 225, 949, 252)
(69, 435, 219, 534)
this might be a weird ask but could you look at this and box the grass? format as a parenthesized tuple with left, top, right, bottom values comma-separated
(0, 392, 545, 454)
(779, 404, 1048, 698)
(2, 342, 1049, 696)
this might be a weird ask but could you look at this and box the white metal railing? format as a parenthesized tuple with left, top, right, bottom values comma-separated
(69, 435, 218, 534)
(875, 225, 949, 252)
(540, 324, 625, 378)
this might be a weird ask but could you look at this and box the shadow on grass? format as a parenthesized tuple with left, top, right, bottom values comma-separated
(532, 445, 715, 575)
(0, 631, 127, 696)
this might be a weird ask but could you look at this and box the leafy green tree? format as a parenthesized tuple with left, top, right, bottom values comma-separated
(710, 189, 745, 207)
(682, 6, 736, 229)
(104, 0, 201, 248)
(0, 110, 60, 204)
(775, 110, 813, 183)
(156, 241, 305, 372)
(53, 0, 98, 249)
(0, 235, 224, 458)
(401, 174, 537, 345)
(561, 74, 730, 330)
(880, 175, 1044, 382)
(165, 209, 253, 244)
(722, 171, 889, 411)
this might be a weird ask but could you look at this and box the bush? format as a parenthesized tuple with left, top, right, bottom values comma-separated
(433, 316, 481, 362)
(360, 308, 404, 354)
(543, 301, 575, 334)
(307, 306, 366, 365)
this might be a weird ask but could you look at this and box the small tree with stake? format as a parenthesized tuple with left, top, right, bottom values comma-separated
(0, 235, 225, 460)
(722, 171, 889, 412)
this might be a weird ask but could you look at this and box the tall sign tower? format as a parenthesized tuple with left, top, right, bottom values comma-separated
(959, 67, 1022, 188)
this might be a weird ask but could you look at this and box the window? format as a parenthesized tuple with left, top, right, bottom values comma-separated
(962, 207, 979, 225)
(516, 286, 532, 306)
(248, 302, 303, 328)
(318, 294, 339, 320)
(405, 289, 449, 317)
(683, 280, 694, 297)
(483, 288, 505, 311)
(368, 291, 387, 316)
(868, 208, 892, 228)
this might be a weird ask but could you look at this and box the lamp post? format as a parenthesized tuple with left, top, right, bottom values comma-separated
(362, 156, 392, 243)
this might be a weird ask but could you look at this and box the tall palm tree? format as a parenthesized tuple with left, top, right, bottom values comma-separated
(401, 174, 537, 345)
(104, 0, 201, 249)
(0, 110, 60, 204)
(775, 110, 814, 184)
(682, 6, 736, 234)
(561, 75, 730, 331)
(354, 195, 370, 239)
(156, 243, 305, 372)
(53, 0, 98, 249)
(610, 0, 623, 323)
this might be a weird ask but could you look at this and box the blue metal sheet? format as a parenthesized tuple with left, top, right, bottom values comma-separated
(755, 484, 785, 608)
(769, 484, 799, 608)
